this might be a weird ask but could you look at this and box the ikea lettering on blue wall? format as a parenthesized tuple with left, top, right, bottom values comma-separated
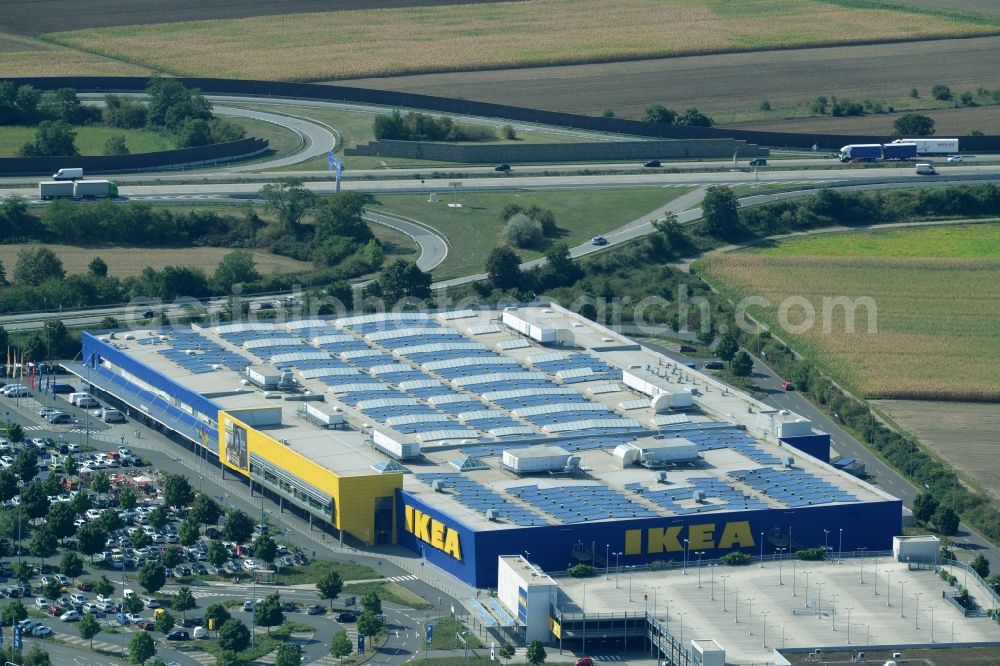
(405, 505, 462, 560)
(624, 520, 756, 555)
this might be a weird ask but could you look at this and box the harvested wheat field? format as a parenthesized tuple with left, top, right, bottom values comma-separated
(43, 0, 1000, 81)
(873, 399, 1000, 499)
(0, 245, 311, 279)
(701, 224, 1000, 402)
(0, 50, 154, 77)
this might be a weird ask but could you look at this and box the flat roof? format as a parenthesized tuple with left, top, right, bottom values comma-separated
(90, 304, 893, 523)
(557, 558, 1000, 663)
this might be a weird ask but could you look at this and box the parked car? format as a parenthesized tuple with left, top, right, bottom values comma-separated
(336, 612, 356, 623)
(69, 593, 87, 604)
(143, 598, 161, 609)
(781, 381, 794, 391)
(60, 610, 81, 622)
(281, 601, 297, 613)
(136, 620, 155, 631)
(47, 606, 61, 617)
(306, 604, 325, 616)
(242, 559, 258, 572)
(165, 630, 190, 641)
(34, 597, 48, 609)
(704, 361, 725, 370)
(242, 600, 256, 612)
(677, 345, 696, 353)
(643, 159, 661, 168)
(31, 624, 53, 637)
(749, 158, 767, 167)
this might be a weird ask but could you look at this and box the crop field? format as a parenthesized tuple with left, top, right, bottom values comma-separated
(0, 49, 153, 78)
(0, 245, 312, 278)
(700, 224, 1000, 402)
(873, 399, 1000, 499)
(371, 187, 695, 278)
(42, 0, 1000, 82)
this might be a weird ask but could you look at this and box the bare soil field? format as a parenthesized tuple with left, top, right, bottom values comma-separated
(0, 0, 510, 36)
(0, 245, 311, 278)
(729, 105, 1000, 136)
(873, 399, 1000, 499)
(339, 36, 1000, 123)
(0, 34, 52, 52)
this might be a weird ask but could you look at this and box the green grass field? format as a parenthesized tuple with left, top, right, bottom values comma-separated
(701, 223, 1000, 401)
(371, 187, 695, 278)
(44, 0, 1000, 81)
(0, 124, 173, 157)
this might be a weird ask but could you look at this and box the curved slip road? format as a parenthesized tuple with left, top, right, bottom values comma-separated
(365, 210, 448, 272)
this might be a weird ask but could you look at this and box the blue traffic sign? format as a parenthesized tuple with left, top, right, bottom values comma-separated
(358, 634, 365, 655)
(426, 624, 433, 644)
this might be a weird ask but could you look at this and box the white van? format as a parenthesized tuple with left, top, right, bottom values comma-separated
(101, 409, 126, 423)
(52, 168, 84, 180)
(4, 386, 30, 398)
(915, 163, 937, 175)
(192, 626, 209, 639)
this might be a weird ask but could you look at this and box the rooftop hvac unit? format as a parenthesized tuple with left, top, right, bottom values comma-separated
(693, 490, 706, 503)
(782, 455, 796, 467)
(431, 480, 444, 492)
(185, 349, 196, 355)
(565, 456, 581, 471)
(657, 471, 668, 483)
(211, 364, 221, 371)
(485, 509, 497, 521)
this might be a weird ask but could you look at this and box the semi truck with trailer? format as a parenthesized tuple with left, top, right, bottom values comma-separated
(839, 143, 917, 162)
(39, 180, 118, 199)
(890, 138, 959, 155)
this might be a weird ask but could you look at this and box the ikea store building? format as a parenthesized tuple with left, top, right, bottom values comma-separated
(72, 304, 901, 588)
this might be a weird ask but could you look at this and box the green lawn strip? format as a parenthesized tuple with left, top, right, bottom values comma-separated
(371, 187, 696, 279)
(0, 124, 173, 157)
(342, 580, 432, 609)
(752, 221, 1000, 258)
(426, 616, 484, 650)
(275, 559, 382, 585)
(193, 620, 309, 659)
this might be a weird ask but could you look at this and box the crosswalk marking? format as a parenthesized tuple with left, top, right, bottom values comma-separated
(593, 656, 623, 662)
(386, 574, 417, 583)
(23, 425, 45, 431)
(176, 647, 217, 665)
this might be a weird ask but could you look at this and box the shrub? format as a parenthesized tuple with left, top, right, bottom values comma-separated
(759, 99, 771, 111)
(500, 124, 516, 140)
(720, 551, 751, 566)
(796, 547, 826, 561)
(568, 564, 596, 578)
(932, 84, 952, 101)
(502, 214, 544, 249)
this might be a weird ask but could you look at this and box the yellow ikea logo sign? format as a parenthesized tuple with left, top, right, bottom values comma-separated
(404, 505, 462, 561)
(624, 520, 755, 555)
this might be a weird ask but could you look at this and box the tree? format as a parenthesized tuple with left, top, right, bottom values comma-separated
(893, 113, 935, 137)
(486, 246, 522, 290)
(217, 618, 250, 652)
(252, 534, 277, 565)
(103, 135, 130, 155)
(259, 178, 317, 234)
(60, 551, 84, 579)
(1, 599, 27, 625)
(541, 242, 581, 287)
(88, 256, 109, 277)
(172, 587, 196, 617)
(525, 640, 546, 665)
(313, 192, 373, 243)
(330, 629, 353, 664)
(677, 107, 713, 127)
(91, 471, 111, 495)
(129, 629, 156, 664)
(644, 104, 677, 125)
(223, 510, 254, 543)
(215, 653, 245, 666)
(913, 492, 939, 524)
(5, 422, 24, 444)
(190, 494, 222, 526)
(177, 119, 214, 147)
(368, 260, 431, 307)
(502, 214, 544, 249)
(22, 646, 51, 666)
(154, 609, 175, 633)
(207, 540, 229, 568)
(13, 449, 39, 484)
(931, 84, 952, 101)
(357, 609, 384, 641)
(317, 570, 344, 609)
(13, 246, 65, 286)
(63, 454, 81, 477)
(254, 593, 284, 634)
(138, 561, 166, 594)
(204, 602, 232, 627)
(702, 185, 740, 239)
(79, 612, 102, 649)
(499, 643, 516, 664)
(39, 87, 85, 123)
(0, 470, 16, 503)
(716, 331, 739, 362)
(93, 575, 115, 599)
(275, 644, 301, 666)
(213, 251, 259, 291)
(934, 506, 960, 536)
(123, 595, 145, 614)
(971, 554, 990, 578)
(730, 350, 753, 377)
(163, 474, 194, 508)
(20, 120, 79, 156)
(361, 591, 382, 616)
(162, 547, 183, 568)
(42, 577, 62, 601)
(131, 529, 152, 549)
(13, 562, 33, 584)
(118, 486, 137, 510)
(148, 506, 169, 531)
(179, 517, 201, 546)
(77, 522, 109, 561)
(30, 525, 58, 560)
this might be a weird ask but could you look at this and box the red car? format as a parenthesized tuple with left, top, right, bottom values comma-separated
(47, 606, 61, 616)
(136, 620, 154, 631)
(781, 381, 794, 391)
(575, 658, 593, 666)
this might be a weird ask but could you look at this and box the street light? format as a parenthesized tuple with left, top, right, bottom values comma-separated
(614, 552, 622, 588)
(845, 607, 853, 644)
(747, 598, 755, 635)
(759, 532, 764, 567)
(824, 529, 830, 558)
(914, 592, 922, 629)
(720, 575, 730, 611)
(816, 582, 825, 619)
(930, 605, 936, 642)
(683, 539, 689, 575)
(885, 568, 893, 606)
(761, 610, 770, 647)
(857, 547, 867, 583)
(709, 564, 717, 601)
(838, 528, 843, 564)
(776, 547, 786, 585)
(582, 583, 586, 655)
(678, 612, 688, 645)
(605, 544, 610, 579)
(695, 551, 705, 588)
(831, 593, 839, 631)
(899, 580, 907, 618)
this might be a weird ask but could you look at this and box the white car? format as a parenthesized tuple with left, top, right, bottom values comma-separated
(70, 593, 87, 604)
(31, 625, 53, 637)
(34, 597, 48, 609)
(242, 559, 258, 571)
(947, 154, 964, 163)
(67, 443, 80, 453)
(60, 610, 81, 622)
(591, 236, 608, 246)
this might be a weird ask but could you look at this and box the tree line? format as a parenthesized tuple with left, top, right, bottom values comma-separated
(373, 109, 505, 142)
(0, 78, 244, 156)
